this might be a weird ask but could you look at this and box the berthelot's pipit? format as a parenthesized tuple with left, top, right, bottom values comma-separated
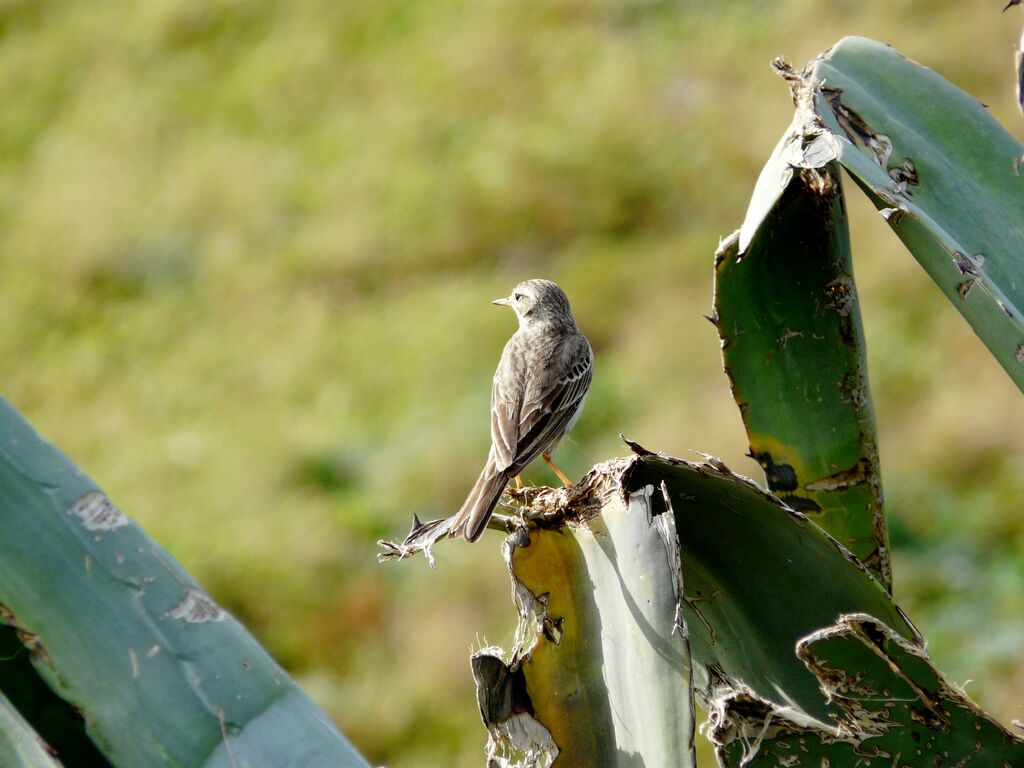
(450, 279, 593, 542)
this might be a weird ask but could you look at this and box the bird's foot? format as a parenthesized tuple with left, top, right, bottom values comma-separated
(542, 451, 574, 487)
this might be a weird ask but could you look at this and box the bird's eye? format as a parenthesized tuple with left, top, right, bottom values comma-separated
(514, 292, 524, 301)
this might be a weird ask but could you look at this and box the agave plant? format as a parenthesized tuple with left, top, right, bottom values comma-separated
(4, 31, 1024, 768)
(386, 35, 1024, 767)
(0, 399, 370, 767)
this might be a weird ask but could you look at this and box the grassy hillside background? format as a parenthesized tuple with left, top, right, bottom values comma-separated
(2, 0, 1024, 764)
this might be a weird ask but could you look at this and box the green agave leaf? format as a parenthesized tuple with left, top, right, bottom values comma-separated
(0, 399, 369, 768)
(709, 36, 1024, 759)
(0, 691, 62, 768)
(809, 36, 1024, 390)
(718, 149, 888, 588)
(473, 472, 695, 767)
(711, 614, 1024, 766)
(623, 444, 914, 723)
(393, 443, 1012, 763)
(472, 444, 915, 758)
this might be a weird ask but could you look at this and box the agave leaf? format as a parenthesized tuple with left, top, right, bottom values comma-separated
(471, 443, 914, 763)
(808, 36, 1024, 390)
(473, 473, 695, 767)
(0, 399, 369, 768)
(624, 445, 913, 722)
(393, 443, 1013, 762)
(711, 614, 1024, 766)
(553, 448, 1016, 762)
(718, 144, 888, 588)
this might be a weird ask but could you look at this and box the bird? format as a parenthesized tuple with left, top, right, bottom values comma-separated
(450, 279, 593, 542)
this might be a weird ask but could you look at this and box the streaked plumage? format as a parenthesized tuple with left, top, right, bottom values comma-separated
(450, 279, 593, 542)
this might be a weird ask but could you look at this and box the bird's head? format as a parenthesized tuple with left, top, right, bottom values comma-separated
(493, 279, 577, 331)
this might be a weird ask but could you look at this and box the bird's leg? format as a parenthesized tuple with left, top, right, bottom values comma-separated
(542, 451, 573, 487)
(513, 475, 524, 490)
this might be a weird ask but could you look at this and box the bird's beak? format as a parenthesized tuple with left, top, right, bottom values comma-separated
(492, 296, 513, 307)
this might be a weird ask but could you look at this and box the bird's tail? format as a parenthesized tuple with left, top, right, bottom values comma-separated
(450, 460, 508, 542)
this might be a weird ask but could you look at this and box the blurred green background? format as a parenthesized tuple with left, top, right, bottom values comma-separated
(2, 0, 1024, 764)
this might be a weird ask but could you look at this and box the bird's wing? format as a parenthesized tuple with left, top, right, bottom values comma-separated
(510, 336, 593, 470)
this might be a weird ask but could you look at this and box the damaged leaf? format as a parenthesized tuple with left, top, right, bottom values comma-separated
(717, 156, 889, 589)
(624, 447, 913, 723)
(394, 444, 1013, 765)
(0, 399, 369, 767)
(475, 464, 694, 767)
(711, 614, 1024, 766)
(463, 445, 916, 763)
(807, 36, 1024, 391)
